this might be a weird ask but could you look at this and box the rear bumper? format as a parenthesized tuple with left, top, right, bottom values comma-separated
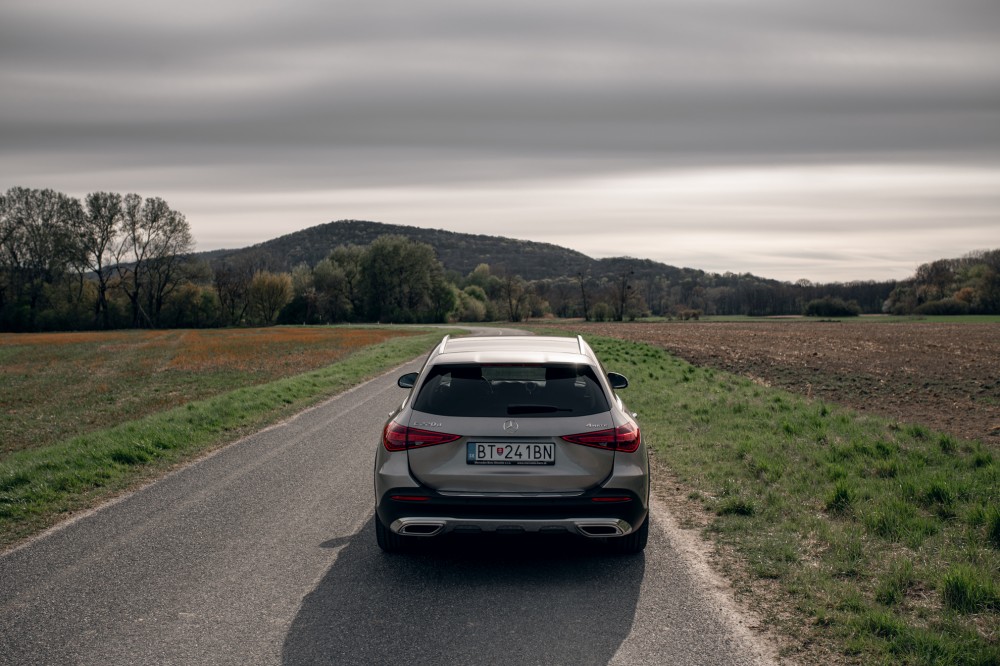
(375, 487, 648, 538)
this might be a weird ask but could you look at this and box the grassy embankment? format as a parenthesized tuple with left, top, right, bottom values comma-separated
(641, 314, 1000, 324)
(0, 327, 447, 549)
(586, 335, 998, 665)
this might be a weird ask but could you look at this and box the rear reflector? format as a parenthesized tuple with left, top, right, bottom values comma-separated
(592, 496, 632, 503)
(391, 495, 430, 502)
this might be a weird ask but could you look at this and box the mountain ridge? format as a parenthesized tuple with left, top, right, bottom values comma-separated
(198, 219, 720, 285)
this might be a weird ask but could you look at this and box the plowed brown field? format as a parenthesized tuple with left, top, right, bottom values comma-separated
(539, 320, 1000, 446)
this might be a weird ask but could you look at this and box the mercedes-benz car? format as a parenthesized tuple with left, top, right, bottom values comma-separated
(374, 334, 649, 554)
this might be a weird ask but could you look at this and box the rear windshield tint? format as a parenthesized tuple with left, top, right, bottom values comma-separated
(412, 363, 610, 417)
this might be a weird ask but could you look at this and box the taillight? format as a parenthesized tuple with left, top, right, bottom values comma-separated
(382, 421, 461, 451)
(561, 422, 640, 453)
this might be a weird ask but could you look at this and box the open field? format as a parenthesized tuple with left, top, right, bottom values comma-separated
(0, 327, 446, 547)
(0, 327, 418, 456)
(537, 319, 1000, 447)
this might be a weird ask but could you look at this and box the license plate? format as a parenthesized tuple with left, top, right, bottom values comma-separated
(467, 442, 555, 465)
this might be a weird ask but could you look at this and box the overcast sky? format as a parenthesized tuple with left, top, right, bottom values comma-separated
(2, 0, 999, 282)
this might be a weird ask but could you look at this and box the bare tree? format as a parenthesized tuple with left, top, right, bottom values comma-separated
(499, 271, 531, 322)
(113, 195, 193, 327)
(79, 192, 124, 328)
(214, 252, 261, 326)
(613, 269, 634, 321)
(143, 210, 194, 326)
(576, 272, 592, 321)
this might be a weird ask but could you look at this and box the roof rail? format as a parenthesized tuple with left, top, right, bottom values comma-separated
(577, 335, 586, 354)
(439, 334, 450, 352)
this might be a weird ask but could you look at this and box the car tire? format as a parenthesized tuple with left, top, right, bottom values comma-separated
(375, 514, 409, 553)
(610, 516, 649, 554)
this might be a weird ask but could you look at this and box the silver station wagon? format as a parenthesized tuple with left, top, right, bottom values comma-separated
(374, 334, 650, 554)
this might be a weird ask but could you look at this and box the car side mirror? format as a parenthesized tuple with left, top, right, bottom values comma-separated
(397, 372, 418, 389)
(607, 372, 629, 389)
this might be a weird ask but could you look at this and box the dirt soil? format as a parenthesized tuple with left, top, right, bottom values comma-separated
(552, 320, 1000, 447)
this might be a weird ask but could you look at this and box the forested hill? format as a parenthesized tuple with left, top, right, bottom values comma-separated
(4, 186, 992, 333)
(206, 219, 604, 280)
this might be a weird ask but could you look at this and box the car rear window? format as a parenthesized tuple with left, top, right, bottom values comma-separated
(411, 363, 610, 417)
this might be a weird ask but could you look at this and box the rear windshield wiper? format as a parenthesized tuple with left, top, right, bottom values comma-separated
(507, 404, 573, 415)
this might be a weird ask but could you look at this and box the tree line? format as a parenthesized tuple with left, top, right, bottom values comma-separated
(1, 187, 196, 331)
(882, 250, 1000, 315)
(4, 186, 998, 332)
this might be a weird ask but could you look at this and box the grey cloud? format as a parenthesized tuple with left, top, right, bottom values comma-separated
(2, 0, 999, 281)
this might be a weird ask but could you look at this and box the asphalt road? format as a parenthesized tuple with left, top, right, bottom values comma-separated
(0, 331, 776, 666)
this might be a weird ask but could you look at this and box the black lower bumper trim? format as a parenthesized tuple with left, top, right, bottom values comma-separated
(376, 487, 647, 529)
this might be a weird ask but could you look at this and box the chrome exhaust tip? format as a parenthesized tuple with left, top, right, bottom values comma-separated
(395, 521, 446, 537)
(576, 520, 630, 537)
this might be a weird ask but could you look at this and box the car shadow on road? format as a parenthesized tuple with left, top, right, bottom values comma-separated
(282, 517, 645, 666)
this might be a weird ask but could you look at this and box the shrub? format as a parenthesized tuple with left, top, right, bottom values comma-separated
(804, 297, 861, 317)
(914, 298, 971, 316)
(590, 302, 614, 322)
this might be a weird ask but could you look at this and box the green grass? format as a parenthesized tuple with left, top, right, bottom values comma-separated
(0, 328, 449, 549)
(630, 314, 1000, 324)
(581, 334, 998, 665)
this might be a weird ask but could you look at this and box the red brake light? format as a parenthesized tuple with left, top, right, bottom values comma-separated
(382, 421, 461, 451)
(561, 423, 640, 453)
(614, 422, 641, 453)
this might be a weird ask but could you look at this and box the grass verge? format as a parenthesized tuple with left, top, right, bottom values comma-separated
(585, 334, 998, 665)
(631, 315, 1000, 324)
(0, 329, 446, 550)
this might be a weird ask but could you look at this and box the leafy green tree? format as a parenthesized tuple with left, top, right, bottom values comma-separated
(328, 244, 365, 318)
(463, 285, 487, 303)
(360, 235, 449, 323)
(429, 278, 458, 322)
(0, 187, 83, 329)
(312, 258, 352, 322)
(455, 288, 487, 321)
(161, 281, 219, 328)
(249, 271, 293, 325)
